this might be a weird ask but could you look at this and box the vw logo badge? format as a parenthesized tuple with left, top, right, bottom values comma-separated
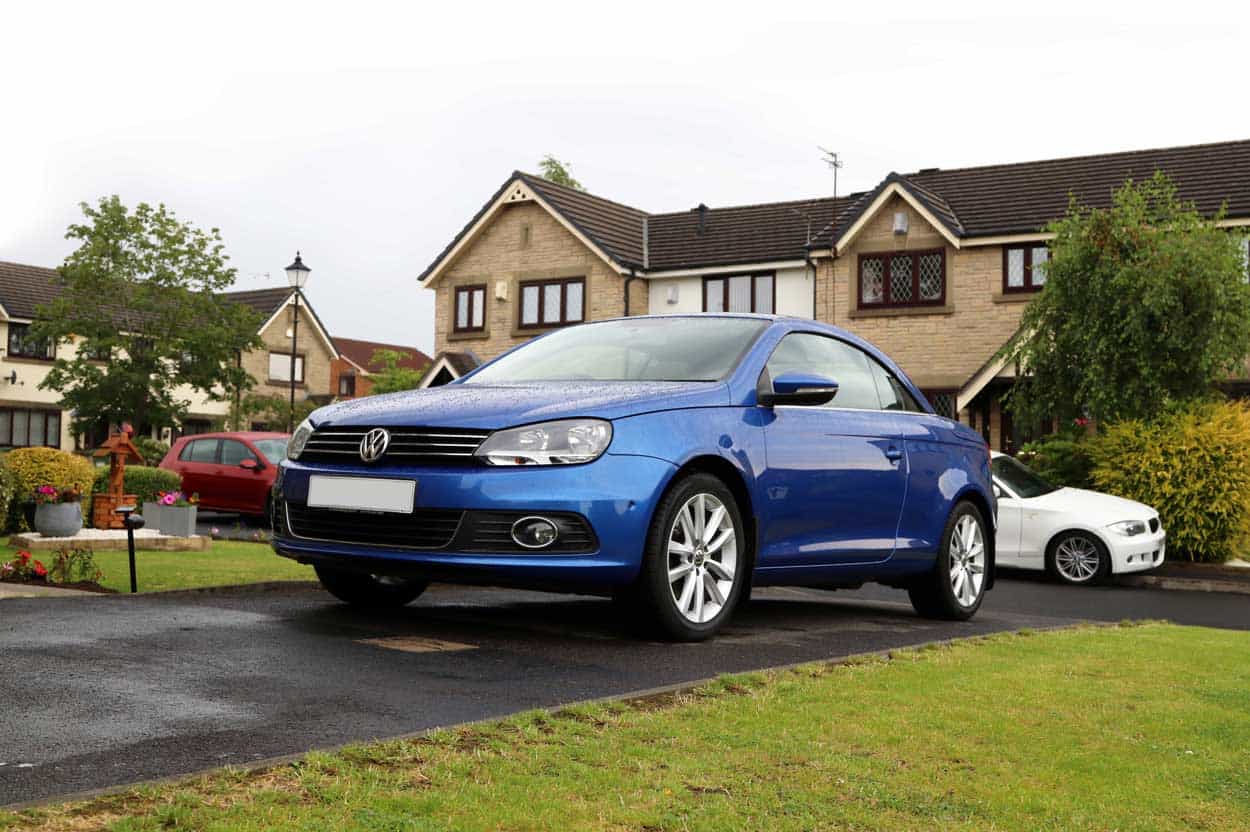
(359, 427, 390, 463)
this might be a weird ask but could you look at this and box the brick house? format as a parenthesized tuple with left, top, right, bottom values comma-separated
(0, 263, 340, 446)
(331, 337, 432, 399)
(419, 139, 1250, 451)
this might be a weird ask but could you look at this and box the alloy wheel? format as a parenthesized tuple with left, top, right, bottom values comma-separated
(949, 514, 985, 607)
(1054, 536, 1101, 582)
(667, 493, 738, 624)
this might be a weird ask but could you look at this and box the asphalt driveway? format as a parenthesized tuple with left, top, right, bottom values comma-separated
(2, 576, 1247, 806)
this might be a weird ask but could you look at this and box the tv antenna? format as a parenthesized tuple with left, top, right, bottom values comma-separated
(819, 147, 843, 200)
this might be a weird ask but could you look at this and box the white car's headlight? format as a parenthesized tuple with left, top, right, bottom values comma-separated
(475, 419, 612, 466)
(1108, 520, 1147, 537)
(287, 419, 314, 461)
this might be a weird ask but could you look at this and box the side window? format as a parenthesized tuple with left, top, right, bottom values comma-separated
(181, 439, 220, 463)
(868, 360, 923, 412)
(765, 333, 881, 410)
(219, 440, 254, 466)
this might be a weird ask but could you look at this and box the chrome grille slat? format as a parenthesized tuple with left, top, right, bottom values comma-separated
(300, 426, 488, 465)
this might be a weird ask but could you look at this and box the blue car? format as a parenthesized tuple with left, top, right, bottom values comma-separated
(273, 315, 994, 641)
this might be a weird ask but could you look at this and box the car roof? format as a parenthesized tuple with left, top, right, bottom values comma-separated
(177, 431, 289, 441)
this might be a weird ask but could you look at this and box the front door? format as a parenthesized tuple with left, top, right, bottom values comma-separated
(757, 333, 907, 566)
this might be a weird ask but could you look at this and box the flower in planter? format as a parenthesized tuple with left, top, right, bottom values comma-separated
(33, 485, 82, 505)
(210, 526, 221, 540)
(158, 490, 199, 508)
(33, 561, 47, 578)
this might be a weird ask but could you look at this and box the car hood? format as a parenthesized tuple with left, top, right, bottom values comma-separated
(1016, 486, 1157, 522)
(310, 381, 731, 431)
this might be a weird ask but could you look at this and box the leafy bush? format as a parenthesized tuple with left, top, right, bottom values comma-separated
(92, 465, 182, 505)
(1016, 436, 1095, 489)
(1087, 400, 1250, 562)
(130, 436, 171, 466)
(3, 447, 97, 532)
(46, 546, 102, 585)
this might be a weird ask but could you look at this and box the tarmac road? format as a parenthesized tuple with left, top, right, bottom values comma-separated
(1, 575, 1247, 806)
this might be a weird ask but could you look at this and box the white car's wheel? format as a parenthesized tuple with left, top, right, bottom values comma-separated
(1047, 532, 1109, 585)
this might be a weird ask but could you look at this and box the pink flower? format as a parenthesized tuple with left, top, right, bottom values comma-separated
(161, 493, 177, 505)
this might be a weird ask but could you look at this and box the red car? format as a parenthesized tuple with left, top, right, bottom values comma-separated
(159, 431, 289, 515)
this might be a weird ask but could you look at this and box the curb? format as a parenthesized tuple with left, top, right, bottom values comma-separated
(1115, 574, 1250, 596)
(0, 623, 1080, 813)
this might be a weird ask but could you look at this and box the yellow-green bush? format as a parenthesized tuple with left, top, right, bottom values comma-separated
(1087, 400, 1250, 562)
(3, 447, 97, 532)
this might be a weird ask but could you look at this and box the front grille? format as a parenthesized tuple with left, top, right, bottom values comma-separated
(285, 503, 463, 549)
(1149, 517, 1160, 533)
(453, 511, 598, 554)
(300, 426, 490, 465)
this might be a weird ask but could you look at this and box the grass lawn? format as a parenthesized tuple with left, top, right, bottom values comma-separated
(1, 541, 312, 593)
(3, 623, 1248, 830)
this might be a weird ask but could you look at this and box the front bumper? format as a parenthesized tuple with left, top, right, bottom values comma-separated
(271, 452, 676, 587)
(1106, 529, 1166, 574)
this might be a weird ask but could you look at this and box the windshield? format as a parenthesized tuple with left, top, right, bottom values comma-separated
(992, 455, 1058, 498)
(465, 317, 771, 384)
(252, 438, 288, 464)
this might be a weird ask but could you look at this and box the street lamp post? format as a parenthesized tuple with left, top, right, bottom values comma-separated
(284, 252, 311, 433)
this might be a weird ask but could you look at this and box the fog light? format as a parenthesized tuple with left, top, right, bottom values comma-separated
(511, 516, 559, 549)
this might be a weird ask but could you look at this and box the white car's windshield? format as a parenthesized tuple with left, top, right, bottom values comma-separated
(465, 317, 770, 383)
(993, 455, 1058, 498)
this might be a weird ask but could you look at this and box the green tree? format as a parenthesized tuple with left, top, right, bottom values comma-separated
(1003, 172, 1250, 427)
(34, 196, 262, 433)
(230, 392, 317, 432)
(367, 349, 426, 394)
(538, 155, 583, 190)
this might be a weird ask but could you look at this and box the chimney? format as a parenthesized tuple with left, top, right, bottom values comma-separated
(695, 203, 709, 234)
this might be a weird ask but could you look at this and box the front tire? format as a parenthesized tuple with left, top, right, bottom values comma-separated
(314, 566, 428, 608)
(909, 501, 989, 621)
(1047, 532, 1109, 585)
(635, 473, 748, 642)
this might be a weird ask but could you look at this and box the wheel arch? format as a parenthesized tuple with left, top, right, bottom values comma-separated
(954, 487, 996, 589)
(665, 455, 758, 577)
(1045, 527, 1111, 561)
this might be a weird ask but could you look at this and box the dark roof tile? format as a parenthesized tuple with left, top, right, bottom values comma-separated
(336, 337, 432, 373)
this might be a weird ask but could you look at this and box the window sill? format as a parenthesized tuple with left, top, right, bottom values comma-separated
(267, 380, 307, 388)
(447, 328, 489, 342)
(4, 355, 56, 364)
(849, 304, 954, 319)
(992, 291, 1037, 304)
(511, 322, 579, 338)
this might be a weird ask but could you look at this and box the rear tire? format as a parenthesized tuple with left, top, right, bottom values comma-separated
(314, 566, 428, 608)
(634, 473, 748, 642)
(908, 501, 988, 621)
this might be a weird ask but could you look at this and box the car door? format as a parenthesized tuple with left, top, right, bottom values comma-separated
(992, 480, 1024, 565)
(217, 439, 268, 513)
(757, 332, 907, 566)
(177, 438, 221, 506)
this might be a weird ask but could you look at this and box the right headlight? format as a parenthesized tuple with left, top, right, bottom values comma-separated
(475, 418, 612, 466)
(287, 418, 314, 461)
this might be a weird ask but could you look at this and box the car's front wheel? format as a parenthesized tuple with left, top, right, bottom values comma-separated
(1047, 531, 1109, 585)
(314, 566, 429, 608)
(909, 501, 989, 620)
(635, 473, 747, 641)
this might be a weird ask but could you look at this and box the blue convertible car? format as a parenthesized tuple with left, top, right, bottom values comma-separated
(272, 315, 994, 640)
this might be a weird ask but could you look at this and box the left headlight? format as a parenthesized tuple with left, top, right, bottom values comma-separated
(287, 419, 314, 461)
(1108, 519, 1147, 537)
(475, 418, 612, 466)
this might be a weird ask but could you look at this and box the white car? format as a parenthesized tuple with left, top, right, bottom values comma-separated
(991, 452, 1165, 585)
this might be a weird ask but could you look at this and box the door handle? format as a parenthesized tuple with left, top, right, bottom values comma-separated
(885, 446, 903, 462)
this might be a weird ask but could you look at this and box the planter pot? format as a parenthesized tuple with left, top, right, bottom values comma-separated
(142, 501, 163, 530)
(158, 505, 197, 537)
(34, 502, 83, 538)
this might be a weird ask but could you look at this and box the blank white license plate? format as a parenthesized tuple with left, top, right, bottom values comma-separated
(307, 476, 415, 514)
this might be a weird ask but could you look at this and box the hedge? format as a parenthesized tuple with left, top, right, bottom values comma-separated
(1088, 400, 1250, 563)
(3, 447, 98, 533)
(1016, 436, 1094, 490)
(92, 464, 182, 505)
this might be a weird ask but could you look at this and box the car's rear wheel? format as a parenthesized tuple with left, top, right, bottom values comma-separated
(1047, 532, 1109, 585)
(314, 566, 428, 608)
(908, 501, 988, 621)
(635, 473, 747, 642)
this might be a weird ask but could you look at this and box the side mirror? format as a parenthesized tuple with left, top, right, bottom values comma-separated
(240, 458, 263, 471)
(760, 373, 840, 407)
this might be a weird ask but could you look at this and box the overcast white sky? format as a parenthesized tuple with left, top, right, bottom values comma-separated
(3, 1, 1247, 354)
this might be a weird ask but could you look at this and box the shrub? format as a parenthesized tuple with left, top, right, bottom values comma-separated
(1087, 399, 1250, 562)
(1016, 436, 1094, 489)
(3, 447, 96, 532)
(130, 436, 170, 466)
(91, 465, 182, 505)
(46, 546, 102, 585)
